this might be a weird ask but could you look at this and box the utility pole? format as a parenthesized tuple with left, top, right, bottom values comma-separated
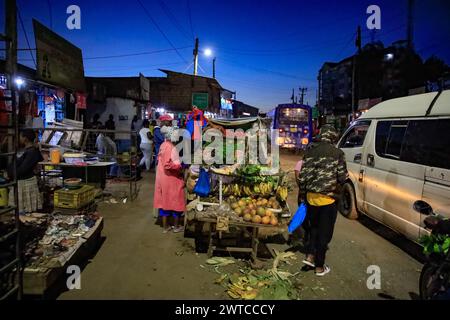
(5, 0, 17, 90)
(193, 37, 199, 76)
(407, 0, 414, 49)
(352, 25, 362, 119)
(291, 88, 295, 104)
(299, 87, 307, 105)
(212, 57, 216, 79)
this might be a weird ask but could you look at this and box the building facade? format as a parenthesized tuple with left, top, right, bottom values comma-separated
(148, 69, 227, 116)
(232, 100, 259, 118)
(318, 40, 426, 116)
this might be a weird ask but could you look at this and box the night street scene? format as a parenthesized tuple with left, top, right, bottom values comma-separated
(1, 0, 450, 310)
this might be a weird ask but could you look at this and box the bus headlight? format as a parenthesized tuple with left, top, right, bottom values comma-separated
(277, 137, 285, 145)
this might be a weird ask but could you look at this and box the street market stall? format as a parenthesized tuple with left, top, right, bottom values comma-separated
(184, 117, 291, 263)
(21, 212, 103, 296)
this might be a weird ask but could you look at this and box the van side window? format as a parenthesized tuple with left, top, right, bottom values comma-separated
(375, 121, 407, 159)
(402, 119, 450, 170)
(339, 121, 371, 148)
(385, 121, 408, 159)
(375, 121, 390, 156)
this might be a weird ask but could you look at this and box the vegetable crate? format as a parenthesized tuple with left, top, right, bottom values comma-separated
(54, 185, 96, 209)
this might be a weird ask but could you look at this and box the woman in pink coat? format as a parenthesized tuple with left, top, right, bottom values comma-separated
(153, 125, 186, 233)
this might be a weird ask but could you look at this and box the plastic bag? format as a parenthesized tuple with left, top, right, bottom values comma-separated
(288, 203, 307, 233)
(193, 167, 211, 197)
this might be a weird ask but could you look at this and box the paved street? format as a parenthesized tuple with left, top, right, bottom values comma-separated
(58, 152, 423, 300)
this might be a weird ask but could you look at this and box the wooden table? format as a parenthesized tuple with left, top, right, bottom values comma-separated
(193, 216, 279, 262)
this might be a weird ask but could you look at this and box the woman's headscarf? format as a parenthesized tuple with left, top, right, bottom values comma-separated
(161, 125, 178, 142)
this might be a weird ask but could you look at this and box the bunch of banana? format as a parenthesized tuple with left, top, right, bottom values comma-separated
(259, 182, 274, 196)
(223, 184, 232, 196)
(242, 185, 253, 196)
(276, 186, 288, 201)
(232, 184, 241, 197)
(252, 185, 260, 195)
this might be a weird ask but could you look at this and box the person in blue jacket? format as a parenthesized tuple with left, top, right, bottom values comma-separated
(153, 115, 173, 165)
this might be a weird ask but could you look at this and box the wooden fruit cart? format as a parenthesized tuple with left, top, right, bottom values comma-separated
(193, 216, 286, 262)
(185, 167, 291, 262)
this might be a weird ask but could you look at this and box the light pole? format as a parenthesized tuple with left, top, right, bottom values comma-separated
(203, 48, 215, 78)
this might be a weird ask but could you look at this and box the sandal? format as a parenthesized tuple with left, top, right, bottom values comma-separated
(302, 259, 315, 268)
(172, 226, 184, 233)
(315, 265, 331, 276)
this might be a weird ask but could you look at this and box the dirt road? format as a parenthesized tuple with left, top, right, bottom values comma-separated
(59, 152, 422, 300)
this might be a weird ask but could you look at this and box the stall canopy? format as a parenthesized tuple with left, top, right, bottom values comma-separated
(209, 117, 258, 127)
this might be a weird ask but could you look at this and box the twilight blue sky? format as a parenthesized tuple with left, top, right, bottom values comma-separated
(1, 0, 450, 111)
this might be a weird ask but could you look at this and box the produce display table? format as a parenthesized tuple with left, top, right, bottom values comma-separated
(23, 217, 103, 296)
(39, 161, 115, 183)
(194, 216, 281, 262)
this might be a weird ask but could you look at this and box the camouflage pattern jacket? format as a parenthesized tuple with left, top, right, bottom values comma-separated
(298, 141, 349, 200)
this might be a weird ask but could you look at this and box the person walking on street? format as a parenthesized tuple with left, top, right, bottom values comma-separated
(298, 125, 348, 276)
(139, 119, 153, 171)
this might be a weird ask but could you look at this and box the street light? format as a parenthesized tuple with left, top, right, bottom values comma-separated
(14, 77, 25, 88)
(204, 48, 212, 57)
(385, 53, 394, 61)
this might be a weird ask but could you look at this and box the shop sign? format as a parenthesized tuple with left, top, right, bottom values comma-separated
(192, 92, 208, 110)
(216, 216, 229, 232)
(33, 19, 86, 92)
(311, 106, 319, 118)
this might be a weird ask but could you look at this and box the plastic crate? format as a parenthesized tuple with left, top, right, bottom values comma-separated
(54, 185, 95, 209)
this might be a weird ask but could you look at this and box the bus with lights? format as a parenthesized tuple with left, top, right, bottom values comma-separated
(267, 103, 313, 149)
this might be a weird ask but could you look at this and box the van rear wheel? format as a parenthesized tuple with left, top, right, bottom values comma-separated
(339, 183, 359, 220)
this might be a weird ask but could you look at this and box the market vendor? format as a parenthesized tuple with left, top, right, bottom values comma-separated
(153, 123, 186, 233)
(8, 129, 43, 213)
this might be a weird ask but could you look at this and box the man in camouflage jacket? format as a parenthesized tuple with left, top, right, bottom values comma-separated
(298, 125, 348, 276)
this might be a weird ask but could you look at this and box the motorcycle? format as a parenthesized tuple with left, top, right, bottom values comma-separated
(414, 200, 450, 300)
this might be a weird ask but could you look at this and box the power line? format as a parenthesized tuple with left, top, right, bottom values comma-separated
(84, 62, 186, 72)
(136, 0, 188, 64)
(17, 6, 36, 68)
(157, 0, 191, 41)
(220, 57, 316, 82)
(333, 31, 357, 61)
(83, 46, 192, 60)
(186, 0, 195, 41)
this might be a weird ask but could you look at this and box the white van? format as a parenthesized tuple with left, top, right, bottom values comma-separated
(337, 90, 450, 243)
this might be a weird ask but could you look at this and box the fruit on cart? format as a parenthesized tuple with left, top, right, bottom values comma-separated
(243, 213, 252, 222)
(244, 208, 251, 215)
(252, 215, 262, 224)
(231, 202, 239, 210)
(276, 186, 288, 201)
(234, 207, 243, 216)
(262, 216, 271, 225)
(270, 217, 278, 226)
(257, 207, 265, 217)
(238, 199, 246, 207)
(251, 209, 256, 216)
(265, 209, 273, 217)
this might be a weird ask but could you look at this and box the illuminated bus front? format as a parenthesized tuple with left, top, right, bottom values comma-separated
(276, 106, 311, 148)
